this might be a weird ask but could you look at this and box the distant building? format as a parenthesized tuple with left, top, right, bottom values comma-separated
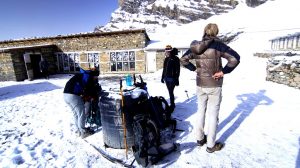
(0, 29, 153, 81)
(270, 32, 300, 51)
(267, 32, 300, 90)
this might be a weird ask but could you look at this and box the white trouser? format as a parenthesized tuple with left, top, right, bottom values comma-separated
(195, 86, 222, 148)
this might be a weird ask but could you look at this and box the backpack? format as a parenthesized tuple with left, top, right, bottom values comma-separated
(148, 96, 177, 132)
(80, 68, 91, 85)
(132, 113, 178, 167)
(72, 69, 91, 95)
(132, 113, 161, 167)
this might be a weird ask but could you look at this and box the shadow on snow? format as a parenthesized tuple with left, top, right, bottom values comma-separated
(217, 89, 273, 143)
(173, 95, 197, 140)
(0, 81, 62, 101)
(296, 137, 300, 168)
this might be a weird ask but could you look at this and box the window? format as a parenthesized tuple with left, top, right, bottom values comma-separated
(56, 52, 80, 72)
(297, 36, 300, 47)
(110, 51, 135, 72)
(280, 39, 285, 49)
(271, 41, 275, 50)
(287, 37, 293, 48)
(56, 52, 100, 73)
(87, 53, 99, 69)
(276, 40, 280, 50)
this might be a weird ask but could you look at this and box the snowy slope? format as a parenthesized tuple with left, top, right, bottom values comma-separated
(148, 0, 300, 51)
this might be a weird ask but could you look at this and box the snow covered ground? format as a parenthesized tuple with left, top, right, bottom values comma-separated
(1, 0, 300, 167)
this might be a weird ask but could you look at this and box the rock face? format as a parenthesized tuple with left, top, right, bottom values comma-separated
(266, 55, 300, 89)
(96, 0, 239, 32)
(96, 0, 268, 33)
(246, 0, 268, 7)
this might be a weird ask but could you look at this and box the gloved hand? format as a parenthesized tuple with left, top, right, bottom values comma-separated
(175, 78, 179, 86)
(161, 78, 164, 83)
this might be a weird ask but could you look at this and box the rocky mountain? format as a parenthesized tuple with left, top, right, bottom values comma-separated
(95, 0, 268, 33)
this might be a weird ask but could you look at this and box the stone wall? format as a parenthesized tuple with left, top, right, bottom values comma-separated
(156, 50, 165, 70)
(0, 52, 16, 81)
(266, 56, 300, 89)
(254, 52, 273, 58)
(135, 50, 147, 73)
(10, 51, 28, 81)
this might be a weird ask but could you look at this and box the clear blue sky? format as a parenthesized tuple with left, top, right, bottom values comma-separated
(0, 0, 118, 41)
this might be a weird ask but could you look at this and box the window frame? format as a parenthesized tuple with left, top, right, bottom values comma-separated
(110, 50, 136, 72)
(86, 52, 100, 69)
(56, 52, 80, 73)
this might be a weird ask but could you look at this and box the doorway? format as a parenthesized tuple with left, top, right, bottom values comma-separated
(146, 51, 157, 72)
(30, 54, 42, 79)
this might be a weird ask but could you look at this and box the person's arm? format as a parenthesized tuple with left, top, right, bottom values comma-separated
(180, 49, 196, 71)
(212, 44, 240, 80)
(174, 57, 181, 86)
(175, 57, 180, 79)
(221, 45, 240, 74)
(161, 58, 167, 83)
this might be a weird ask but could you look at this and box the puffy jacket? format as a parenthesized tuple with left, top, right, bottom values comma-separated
(180, 36, 240, 87)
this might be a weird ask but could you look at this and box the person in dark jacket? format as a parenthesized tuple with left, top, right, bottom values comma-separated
(180, 23, 240, 153)
(161, 45, 181, 111)
(63, 68, 100, 138)
(39, 57, 49, 79)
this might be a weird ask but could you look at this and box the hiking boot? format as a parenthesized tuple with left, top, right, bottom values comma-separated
(196, 135, 207, 146)
(206, 142, 224, 153)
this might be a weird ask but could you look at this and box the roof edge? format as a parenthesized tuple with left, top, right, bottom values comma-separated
(0, 29, 149, 44)
(0, 44, 55, 52)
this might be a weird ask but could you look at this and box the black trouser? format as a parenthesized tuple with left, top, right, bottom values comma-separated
(165, 79, 176, 107)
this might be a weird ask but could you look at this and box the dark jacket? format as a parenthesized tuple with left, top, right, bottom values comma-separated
(39, 60, 49, 71)
(180, 36, 240, 87)
(162, 55, 180, 80)
(63, 74, 97, 97)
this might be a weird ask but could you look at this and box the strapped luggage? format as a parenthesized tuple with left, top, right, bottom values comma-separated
(148, 96, 177, 132)
(132, 113, 177, 167)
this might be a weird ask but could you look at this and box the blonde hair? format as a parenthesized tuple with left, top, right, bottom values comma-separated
(203, 23, 219, 37)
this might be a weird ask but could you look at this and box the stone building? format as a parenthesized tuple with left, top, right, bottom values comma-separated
(265, 32, 300, 89)
(0, 29, 152, 81)
(270, 32, 300, 51)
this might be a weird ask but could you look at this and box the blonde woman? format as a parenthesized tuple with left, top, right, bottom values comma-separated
(180, 23, 240, 153)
